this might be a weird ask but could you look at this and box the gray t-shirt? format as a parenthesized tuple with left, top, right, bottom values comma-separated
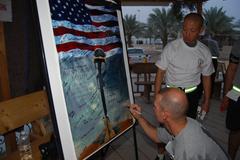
(157, 118, 229, 160)
(155, 38, 215, 88)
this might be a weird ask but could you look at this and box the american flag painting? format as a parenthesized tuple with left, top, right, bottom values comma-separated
(49, 0, 122, 57)
(47, 0, 133, 159)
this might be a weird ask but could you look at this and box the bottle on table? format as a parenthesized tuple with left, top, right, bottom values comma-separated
(143, 56, 148, 63)
(18, 130, 33, 160)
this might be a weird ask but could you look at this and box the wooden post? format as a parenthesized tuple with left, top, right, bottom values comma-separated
(0, 22, 17, 153)
(0, 23, 11, 100)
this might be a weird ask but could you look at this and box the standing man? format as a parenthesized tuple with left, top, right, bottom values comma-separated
(220, 40, 240, 160)
(155, 13, 214, 119)
(130, 88, 229, 160)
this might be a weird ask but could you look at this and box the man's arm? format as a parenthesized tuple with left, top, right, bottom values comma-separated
(154, 68, 166, 98)
(201, 75, 212, 112)
(220, 62, 238, 111)
(129, 104, 160, 143)
(137, 117, 160, 143)
(224, 63, 238, 95)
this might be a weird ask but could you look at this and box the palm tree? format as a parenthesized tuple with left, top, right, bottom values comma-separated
(204, 7, 234, 36)
(147, 8, 180, 47)
(123, 14, 145, 47)
(143, 23, 156, 45)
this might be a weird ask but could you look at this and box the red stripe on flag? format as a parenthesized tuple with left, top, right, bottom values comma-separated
(56, 42, 121, 53)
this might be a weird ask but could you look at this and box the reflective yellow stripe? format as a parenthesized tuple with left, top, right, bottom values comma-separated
(185, 86, 197, 93)
(166, 85, 175, 88)
(166, 85, 197, 93)
(233, 85, 240, 93)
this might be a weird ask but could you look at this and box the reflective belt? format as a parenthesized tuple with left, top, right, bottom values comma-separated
(184, 86, 197, 93)
(212, 56, 218, 59)
(166, 85, 197, 93)
(227, 85, 240, 101)
(233, 85, 240, 93)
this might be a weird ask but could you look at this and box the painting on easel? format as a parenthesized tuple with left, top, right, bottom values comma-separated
(36, 0, 134, 159)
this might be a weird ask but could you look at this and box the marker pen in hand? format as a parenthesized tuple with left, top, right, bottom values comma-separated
(127, 106, 142, 115)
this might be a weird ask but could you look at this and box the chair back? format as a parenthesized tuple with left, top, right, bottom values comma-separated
(130, 63, 158, 74)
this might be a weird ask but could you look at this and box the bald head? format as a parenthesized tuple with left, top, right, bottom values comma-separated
(156, 88, 188, 120)
(184, 12, 204, 28)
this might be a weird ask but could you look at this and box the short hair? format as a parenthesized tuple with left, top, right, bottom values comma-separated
(159, 89, 188, 119)
(184, 12, 204, 28)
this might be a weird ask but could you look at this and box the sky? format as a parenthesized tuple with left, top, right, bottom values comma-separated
(121, 0, 240, 23)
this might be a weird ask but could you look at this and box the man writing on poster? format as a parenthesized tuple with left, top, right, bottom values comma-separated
(130, 88, 229, 160)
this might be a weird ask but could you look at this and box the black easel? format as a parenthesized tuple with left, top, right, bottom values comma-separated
(94, 49, 116, 142)
(93, 48, 139, 160)
(132, 124, 139, 160)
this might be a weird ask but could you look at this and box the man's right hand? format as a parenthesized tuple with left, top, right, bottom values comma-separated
(129, 104, 142, 120)
(220, 96, 230, 112)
